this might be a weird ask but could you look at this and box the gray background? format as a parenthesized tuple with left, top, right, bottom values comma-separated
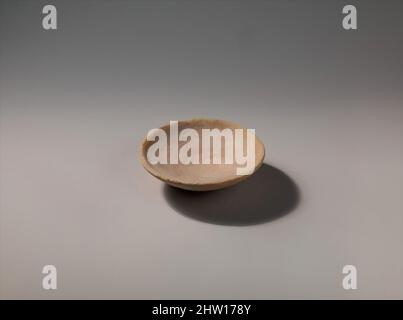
(0, 0, 402, 299)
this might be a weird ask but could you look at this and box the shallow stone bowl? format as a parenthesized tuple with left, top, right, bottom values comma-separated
(140, 118, 265, 191)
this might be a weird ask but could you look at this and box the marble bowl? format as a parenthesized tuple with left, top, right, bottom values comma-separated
(140, 118, 265, 191)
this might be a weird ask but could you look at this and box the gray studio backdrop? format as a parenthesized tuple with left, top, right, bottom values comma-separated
(0, 0, 402, 299)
